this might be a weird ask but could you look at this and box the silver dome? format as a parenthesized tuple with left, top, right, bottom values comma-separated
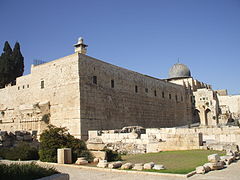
(168, 63, 191, 79)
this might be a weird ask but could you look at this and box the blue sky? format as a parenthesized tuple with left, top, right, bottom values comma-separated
(1, 0, 240, 94)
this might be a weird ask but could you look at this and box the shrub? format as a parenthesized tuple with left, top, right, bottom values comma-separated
(39, 125, 92, 163)
(0, 142, 39, 160)
(0, 162, 58, 180)
(104, 149, 122, 162)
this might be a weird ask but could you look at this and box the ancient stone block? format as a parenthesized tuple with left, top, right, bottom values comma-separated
(97, 160, 108, 168)
(57, 148, 72, 164)
(143, 162, 154, 170)
(121, 163, 134, 170)
(133, 163, 144, 170)
(90, 150, 106, 160)
(208, 154, 220, 163)
(87, 143, 105, 151)
(108, 161, 122, 169)
(196, 166, 206, 174)
(153, 164, 165, 170)
(75, 157, 88, 165)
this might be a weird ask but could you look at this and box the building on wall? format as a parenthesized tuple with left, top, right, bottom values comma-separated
(167, 63, 240, 127)
(0, 38, 194, 139)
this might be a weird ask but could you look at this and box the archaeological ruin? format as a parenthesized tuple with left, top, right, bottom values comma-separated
(0, 37, 240, 144)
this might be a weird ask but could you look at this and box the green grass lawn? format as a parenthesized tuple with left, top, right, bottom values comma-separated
(121, 150, 225, 174)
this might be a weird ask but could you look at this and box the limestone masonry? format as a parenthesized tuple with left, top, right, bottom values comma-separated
(0, 38, 240, 139)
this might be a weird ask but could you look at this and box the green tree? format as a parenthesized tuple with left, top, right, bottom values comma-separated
(0, 41, 12, 88)
(12, 42, 24, 78)
(0, 41, 24, 88)
(39, 125, 92, 163)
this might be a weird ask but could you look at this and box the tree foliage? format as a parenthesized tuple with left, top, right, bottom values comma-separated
(0, 41, 24, 88)
(39, 125, 93, 163)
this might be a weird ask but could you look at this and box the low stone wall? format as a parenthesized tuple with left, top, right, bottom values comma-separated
(88, 126, 240, 154)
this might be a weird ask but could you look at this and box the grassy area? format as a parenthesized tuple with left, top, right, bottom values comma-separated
(122, 150, 225, 174)
(0, 162, 59, 180)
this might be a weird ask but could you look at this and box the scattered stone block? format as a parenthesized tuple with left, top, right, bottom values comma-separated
(133, 163, 144, 170)
(57, 148, 72, 164)
(220, 155, 235, 165)
(203, 163, 211, 173)
(196, 166, 206, 174)
(93, 158, 99, 163)
(205, 161, 224, 170)
(208, 154, 220, 163)
(153, 164, 165, 170)
(143, 162, 154, 170)
(75, 157, 88, 165)
(121, 163, 134, 170)
(97, 160, 108, 168)
(90, 150, 106, 160)
(108, 161, 122, 169)
(87, 143, 106, 151)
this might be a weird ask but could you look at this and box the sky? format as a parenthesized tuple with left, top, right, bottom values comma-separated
(0, 0, 240, 94)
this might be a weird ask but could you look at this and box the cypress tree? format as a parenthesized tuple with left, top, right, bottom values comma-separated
(12, 42, 24, 78)
(0, 41, 13, 88)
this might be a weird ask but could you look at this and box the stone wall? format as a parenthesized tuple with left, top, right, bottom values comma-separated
(88, 126, 240, 154)
(79, 54, 193, 138)
(0, 53, 81, 137)
(0, 52, 194, 139)
(168, 77, 211, 92)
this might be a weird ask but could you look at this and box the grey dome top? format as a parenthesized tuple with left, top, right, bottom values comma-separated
(168, 63, 191, 79)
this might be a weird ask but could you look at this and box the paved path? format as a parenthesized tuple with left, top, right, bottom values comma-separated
(189, 160, 240, 180)
(49, 164, 185, 180)
(42, 161, 240, 180)
(1, 160, 240, 180)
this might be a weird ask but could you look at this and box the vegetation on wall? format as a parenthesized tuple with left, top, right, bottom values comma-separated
(0, 41, 24, 88)
(39, 125, 93, 163)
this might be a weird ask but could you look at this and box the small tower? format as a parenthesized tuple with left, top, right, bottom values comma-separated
(74, 37, 88, 54)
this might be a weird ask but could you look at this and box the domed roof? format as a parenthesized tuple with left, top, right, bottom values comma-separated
(168, 63, 191, 79)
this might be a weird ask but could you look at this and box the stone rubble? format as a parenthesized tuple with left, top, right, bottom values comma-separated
(143, 162, 155, 170)
(97, 160, 108, 168)
(208, 154, 220, 163)
(75, 157, 88, 165)
(120, 163, 134, 170)
(108, 161, 122, 169)
(196, 166, 206, 174)
(132, 163, 144, 171)
(152, 164, 165, 170)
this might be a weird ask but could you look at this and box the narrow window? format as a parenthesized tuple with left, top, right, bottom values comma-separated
(41, 80, 44, 89)
(111, 80, 114, 88)
(135, 85, 138, 93)
(181, 96, 183, 101)
(27, 84, 29, 88)
(22, 85, 25, 89)
(154, 90, 157, 97)
(175, 95, 178, 101)
(18, 86, 20, 90)
(145, 88, 148, 93)
(162, 91, 165, 98)
(169, 94, 171, 99)
(93, 76, 97, 84)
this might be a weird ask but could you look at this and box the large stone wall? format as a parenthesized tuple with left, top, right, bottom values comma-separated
(0, 53, 81, 137)
(79, 54, 193, 138)
(0, 52, 194, 139)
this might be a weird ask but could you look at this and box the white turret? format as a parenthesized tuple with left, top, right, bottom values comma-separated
(74, 37, 88, 54)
